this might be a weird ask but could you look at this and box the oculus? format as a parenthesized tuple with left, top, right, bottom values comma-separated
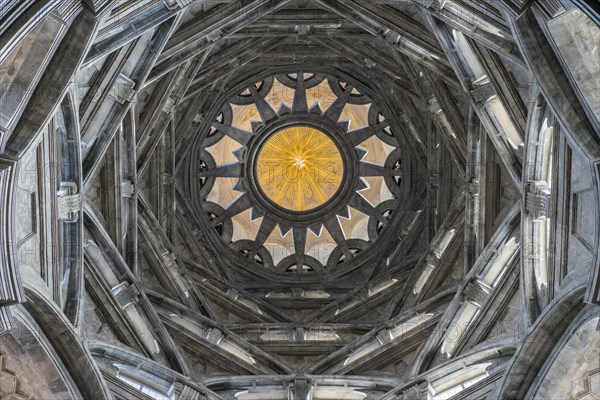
(256, 125, 344, 212)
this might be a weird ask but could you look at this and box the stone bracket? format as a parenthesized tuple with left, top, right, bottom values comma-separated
(174, 382, 205, 400)
(363, 58, 376, 69)
(295, 379, 309, 399)
(376, 329, 392, 345)
(57, 182, 81, 222)
(162, 251, 177, 268)
(121, 180, 135, 198)
(464, 280, 489, 306)
(295, 25, 311, 35)
(162, 173, 173, 185)
(428, 97, 443, 115)
(110, 74, 136, 104)
(206, 29, 222, 43)
(399, 111, 411, 125)
(525, 180, 550, 219)
(468, 178, 480, 194)
(225, 288, 240, 300)
(383, 29, 401, 44)
(206, 327, 224, 345)
(111, 281, 140, 309)
(162, 97, 175, 115)
(471, 81, 496, 104)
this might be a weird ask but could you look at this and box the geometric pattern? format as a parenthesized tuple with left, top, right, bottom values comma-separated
(257, 125, 343, 212)
(575, 367, 600, 400)
(0, 354, 33, 400)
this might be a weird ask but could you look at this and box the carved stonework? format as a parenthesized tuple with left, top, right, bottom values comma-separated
(400, 382, 428, 400)
(525, 181, 551, 219)
(399, 112, 411, 125)
(162, 98, 175, 115)
(111, 282, 140, 309)
(205, 328, 223, 345)
(206, 30, 221, 43)
(464, 280, 489, 305)
(110, 74, 136, 104)
(413, 0, 434, 7)
(376, 329, 392, 345)
(471, 82, 496, 103)
(295, 25, 311, 35)
(294, 379, 309, 399)
(2, 2, 599, 400)
(384, 29, 402, 44)
(468, 178, 480, 194)
(162, 173, 174, 186)
(52, 0, 83, 24)
(164, 0, 194, 10)
(225, 288, 240, 300)
(121, 180, 135, 198)
(0, 307, 13, 335)
(174, 382, 206, 400)
(162, 251, 177, 268)
(82, 0, 118, 15)
(428, 98, 443, 116)
(0, 156, 24, 312)
(57, 182, 81, 222)
(0, 351, 35, 400)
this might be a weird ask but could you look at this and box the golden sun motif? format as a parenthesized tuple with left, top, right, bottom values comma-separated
(256, 126, 344, 212)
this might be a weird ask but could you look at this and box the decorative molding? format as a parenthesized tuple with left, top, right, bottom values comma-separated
(163, 0, 194, 10)
(162, 97, 175, 115)
(109, 74, 136, 105)
(82, 0, 118, 16)
(121, 180, 135, 198)
(111, 282, 140, 309)
(51, 0, 84, 25)
(0, 155, 25, 310)
(174, 382, 206, 400)
(525, 180, 551, 219)
(471, 82, 496, 104)
(57, 182, 81, 222)
(0, 307, 14, 335)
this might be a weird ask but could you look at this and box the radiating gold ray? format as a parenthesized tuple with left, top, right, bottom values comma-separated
(257, 126, 344, 212)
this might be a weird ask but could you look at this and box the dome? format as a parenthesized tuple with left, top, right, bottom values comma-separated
(0, 1, 598, 399)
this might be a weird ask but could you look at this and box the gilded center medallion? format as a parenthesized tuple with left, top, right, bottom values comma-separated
(256, 126, 344, 212)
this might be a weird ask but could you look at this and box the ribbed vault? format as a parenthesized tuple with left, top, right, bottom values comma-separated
(0, 0, 599, 399)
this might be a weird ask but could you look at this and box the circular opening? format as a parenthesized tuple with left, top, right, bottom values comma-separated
(255, 125, 344, 212)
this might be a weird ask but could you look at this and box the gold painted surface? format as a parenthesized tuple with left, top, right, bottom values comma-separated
(257, 126, 344, 212)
